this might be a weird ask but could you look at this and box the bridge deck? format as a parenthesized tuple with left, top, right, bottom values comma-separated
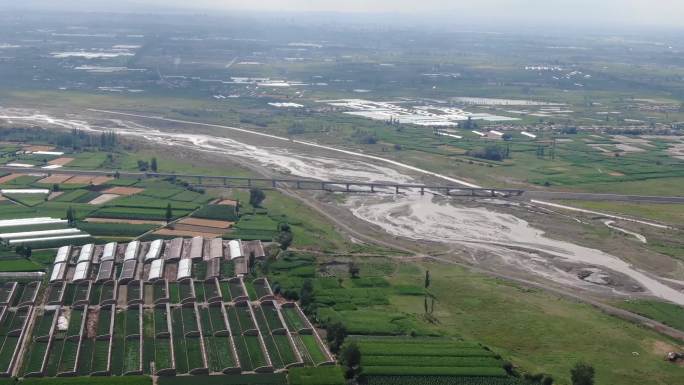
(0, 166, 523, 197)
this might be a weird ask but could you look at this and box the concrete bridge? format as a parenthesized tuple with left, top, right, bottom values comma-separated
(0, 166, 524, 197)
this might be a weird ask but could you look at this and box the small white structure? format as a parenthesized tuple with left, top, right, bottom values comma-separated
(101, 242, 118, 261)
(73, 261, 90, 282)
(228, 239, 243, 260)
(5, 163, 34, 168)
(0, 228, 81, 240)
(32, 151, 64, 156)
(54, 245, 72, 264)
(177, 258, 192, 280)
(145, 239, 163, 262)
(521, 131, 537, 139)
(50, 262, 67, 283)
(209, 238, 223, 259)
(124, 241, 140, 261)
(148, 258, 164, 281)
(9, 234, 89, 245)
(0, 217, 66, 228)
(77, 244, 94, 263)
(489, 130, 504, 136)
(189, 236, 203, 259)
(471, 130, 486, 137)
(1, 188, 50, 194)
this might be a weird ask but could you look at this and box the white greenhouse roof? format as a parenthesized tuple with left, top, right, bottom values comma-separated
(77, 243, 94, 263)
(177, 258, 192, 280)
(73, 261, 90, 281)
(50, 262, 67, 282)
(9, 234, 89, 245)
(0, 217, 66, 228)
(101, 242, 118, 261)
(54, 245, 72, 264)
(228, 239, 243, 260)
(189, 236, 203, 259)
(145, 239, 163, 262)
(209, 238, 223, 259)
(1, 188, 50, 194)
(148, 259, 164, 281)
(124, 241, 140, 261)
(0, 228, 80, 240)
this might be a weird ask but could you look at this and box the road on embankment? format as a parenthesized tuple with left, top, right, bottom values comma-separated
(525, 190, 684, 204)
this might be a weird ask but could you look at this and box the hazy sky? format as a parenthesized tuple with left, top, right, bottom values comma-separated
(10, 0, 684, 29)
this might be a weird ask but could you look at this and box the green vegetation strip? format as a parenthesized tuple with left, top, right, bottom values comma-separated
(19, 377, 152, 385)
(157, 374, 286, 385)
(288, 366, 345, 385)
(362, 367, 508, 377)
(361, 376, 526, 385)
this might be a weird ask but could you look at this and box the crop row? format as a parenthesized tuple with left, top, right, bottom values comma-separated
(362, 366, 508, 377)
(361, 376, 526, 385)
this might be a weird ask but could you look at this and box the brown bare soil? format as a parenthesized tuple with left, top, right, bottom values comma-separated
(85, 217, 166, 225)
(65, 175, 96, 184)
(609, 172, 625, 176)
(651, 340, 683, 356)
(90, 176, 113, 185)
(216, 199, 238, 206)
(178, 217, 234, 229)
(25, 145, 55, 152)
(86, 309, 98, 338)
(166, 262, 178, 281)
(0, 173, 23, 183)
(38, 174, 73, 184)
(48, 191, 64, 201)
(103, 186, 145, 196)
(172, 224, 226, 234)
(154, 228, 220, 238)
(88, 193, 119, 205)
(48, 157, 75, 166)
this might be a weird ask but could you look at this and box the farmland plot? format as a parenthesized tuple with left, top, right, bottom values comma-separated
(252, 305, 297, 369)
(281, 306, 308, 332)
(225, 305, 265, 371)
(171, 305, 206, 373)
(354, 338, 508, 381)
(198, 306, 236, 372)
(0, 307, 29, 374)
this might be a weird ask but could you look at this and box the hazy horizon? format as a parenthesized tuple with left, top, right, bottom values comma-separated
(5, 0, 684, 31)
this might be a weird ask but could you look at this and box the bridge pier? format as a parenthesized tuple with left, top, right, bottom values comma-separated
(446, 188, 450, 196)
(371, 185, 375, 193)
(247, 179, 252, 187)
(491, 189, 495, 197)
(223, 177, 227, 186)
(420, 187, 424, 195)
(272, 180, 277, 188)
(395, 185, 399, 194)
(346, 184, 350, 192)
(296, 181, 301, 189)
(321, 182, 326, 190)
